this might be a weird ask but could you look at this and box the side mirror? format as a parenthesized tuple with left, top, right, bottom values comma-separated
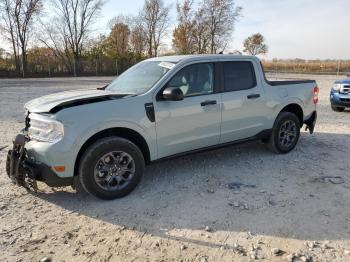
(162, 87, 184, 101)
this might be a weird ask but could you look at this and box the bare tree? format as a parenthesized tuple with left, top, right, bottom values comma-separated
(191, 7, 211, 54)
(140, 0, 170, 57)
(172, 0, 195, 54)
(0, 0, 20, 73)
(130, 19, 147, 57)
(243, 33, 268, 56)
(40, 0, 104, 76)
(202, 0, 242, 54)
(108, 23, 130, 56)
(173, 0, 241, 55)
(108, 15, 147, 57)
(0, 0, 41, 76)
(14, 0, 41, 75)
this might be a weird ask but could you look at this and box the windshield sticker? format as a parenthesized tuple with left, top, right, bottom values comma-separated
(158, 62, 175, 70)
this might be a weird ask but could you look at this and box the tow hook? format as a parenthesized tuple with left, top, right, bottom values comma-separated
(6, 134, 38, 192)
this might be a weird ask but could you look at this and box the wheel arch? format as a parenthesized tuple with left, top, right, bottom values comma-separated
(74, 127, 151, 176)
(279, 103, 304, 126)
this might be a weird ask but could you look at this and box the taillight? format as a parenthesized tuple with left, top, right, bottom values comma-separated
(313, 86, 319, 104)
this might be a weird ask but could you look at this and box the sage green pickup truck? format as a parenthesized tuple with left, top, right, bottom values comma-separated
(6, 55, 318, 199)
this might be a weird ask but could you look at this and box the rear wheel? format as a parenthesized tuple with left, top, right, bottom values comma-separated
(79, 137, 145, 200)
(331, 105, 345, 112)
(267, 112, 300, 154)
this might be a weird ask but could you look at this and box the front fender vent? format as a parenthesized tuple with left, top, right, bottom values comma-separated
(144, 103, 155, 123)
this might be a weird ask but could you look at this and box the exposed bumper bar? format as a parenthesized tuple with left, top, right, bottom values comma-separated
(6, 134, 73, 190)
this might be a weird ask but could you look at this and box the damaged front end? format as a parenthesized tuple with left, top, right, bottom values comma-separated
(6, 134, 38, 191)
(6, 110, 73, 191)
(5, 132, 73, 191)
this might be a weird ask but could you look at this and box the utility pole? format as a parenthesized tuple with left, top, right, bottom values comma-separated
(275, 61, 278, 80)
(48, 56, 51, 77)
(337, 60, 341, 76)
(73, 59, 77, 77)
(96, 59, 98, 76)
(21, 55, 24, 78)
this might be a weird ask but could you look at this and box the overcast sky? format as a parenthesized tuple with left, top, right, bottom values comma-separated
(98, 0, 350, 60)
(2, 0, 349, 60)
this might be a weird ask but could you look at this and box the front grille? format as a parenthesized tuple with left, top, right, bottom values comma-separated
(341, 85, 350, 94)
(340, 98, 350, 102)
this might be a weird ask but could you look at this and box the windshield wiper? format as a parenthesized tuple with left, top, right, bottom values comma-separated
(97, 85, 108, 90)
(123, 93, 138, 97)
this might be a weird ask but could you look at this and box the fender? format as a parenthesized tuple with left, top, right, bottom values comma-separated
(73, 120, 157, 161)
(273, 97, 305, 119)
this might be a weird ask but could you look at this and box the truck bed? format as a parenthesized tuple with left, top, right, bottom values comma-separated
(267, 79, 316, 86)
(260, 62, 316, 86)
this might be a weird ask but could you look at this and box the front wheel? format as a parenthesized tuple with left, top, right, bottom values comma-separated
(267, 112, 300, 154)
(79, 137, 145, 200)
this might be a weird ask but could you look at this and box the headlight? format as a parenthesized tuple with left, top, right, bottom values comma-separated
(332, 83, 341, 92)
(28, 113, 64, 143)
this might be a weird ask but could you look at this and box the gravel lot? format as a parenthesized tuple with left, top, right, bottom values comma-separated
(1, 75, 350, 262)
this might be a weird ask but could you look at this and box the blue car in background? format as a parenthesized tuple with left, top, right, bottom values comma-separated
(330, 76, 350, 112)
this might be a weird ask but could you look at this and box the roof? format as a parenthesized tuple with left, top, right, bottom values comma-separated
(147, 54, 257, 63)
(335, 77, 350, 84)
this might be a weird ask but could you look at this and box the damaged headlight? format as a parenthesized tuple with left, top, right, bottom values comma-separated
(28, 113, 64, 143)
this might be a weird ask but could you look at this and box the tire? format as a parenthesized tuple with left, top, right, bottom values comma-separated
(79, 137, 145, 200)
(267, 112, 300, 154)
(72, 176, 89, 196)
(6, 150, 11, 178)
(331, 105, 345, 112)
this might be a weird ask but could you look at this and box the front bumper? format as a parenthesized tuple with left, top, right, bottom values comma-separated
(6, 134, 73, 189)
(330, 91, 350, 107)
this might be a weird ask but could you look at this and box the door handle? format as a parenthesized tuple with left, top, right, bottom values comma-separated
(200, 100, 217, 106)
(247, 94, 261, 99)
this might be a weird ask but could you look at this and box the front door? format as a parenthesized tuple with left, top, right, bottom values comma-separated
(154, 62, 222, 159)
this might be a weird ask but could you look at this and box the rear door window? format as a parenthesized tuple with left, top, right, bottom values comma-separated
(223, 62, 257, 92)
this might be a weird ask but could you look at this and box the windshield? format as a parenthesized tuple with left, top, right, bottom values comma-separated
(106, 61, 175, 94)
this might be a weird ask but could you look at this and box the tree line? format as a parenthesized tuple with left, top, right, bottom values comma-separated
(263, 59, 350, 75)
(0, 0, 270, 77)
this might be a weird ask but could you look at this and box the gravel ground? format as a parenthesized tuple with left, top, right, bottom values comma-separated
(0, 75, 350, 262)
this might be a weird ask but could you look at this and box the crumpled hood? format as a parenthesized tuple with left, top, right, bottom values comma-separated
(25, 89, 130, 113)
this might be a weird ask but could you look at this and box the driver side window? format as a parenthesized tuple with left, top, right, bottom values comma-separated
(166, 63, 214, 97)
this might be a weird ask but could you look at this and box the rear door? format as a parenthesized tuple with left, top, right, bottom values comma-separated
(220, 61, 269, 143)
(154, 62, 222, 158)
